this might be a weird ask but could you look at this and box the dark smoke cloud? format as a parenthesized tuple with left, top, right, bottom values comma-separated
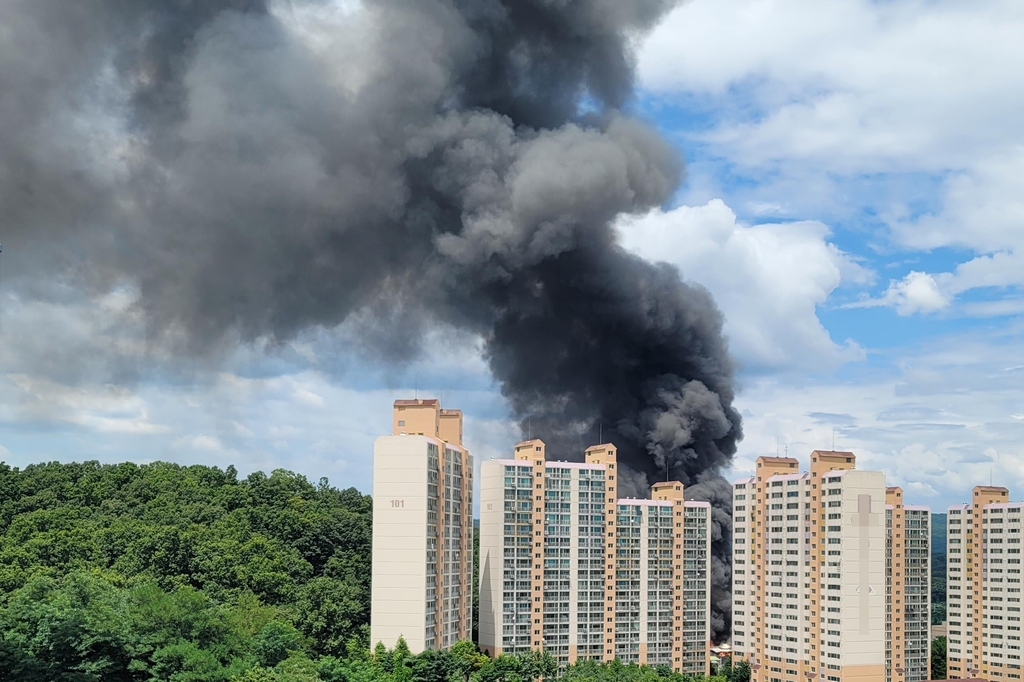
(0, 0, 740, 641)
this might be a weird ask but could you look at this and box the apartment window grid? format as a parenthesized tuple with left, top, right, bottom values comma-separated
(821, 476, 845, 667)
(575, 468, 607, 661)
(463, 458, 474, 636)
(982, 505, 1024, 674)
(543, 467, 572, 666)
(682, 505, 710, 676)
(500, 464, 536, 654)
(645, 505, 675, 667)
(614, 504, 643, 664)
(770, 477, 810, 672)
(947, 507, 966, 663)
(886, 507, 894, 674)
(425, 443, 440, 645)
(904, 509, 931, 682)
(731, 481, 751, 654)
(765, 475, 787, 672)
(441, 449, 465, 649)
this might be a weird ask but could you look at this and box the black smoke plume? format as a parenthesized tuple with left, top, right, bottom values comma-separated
(0, 0, 741, 640)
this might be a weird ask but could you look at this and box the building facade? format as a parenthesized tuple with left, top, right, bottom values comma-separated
(731, 451, 931, 682)
(371, 399, 473, 653)
(947, 486, 1024, 681)
(886, 490, 932, 682)
(478, 440, 712, 675)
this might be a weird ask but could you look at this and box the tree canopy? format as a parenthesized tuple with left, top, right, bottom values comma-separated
(0, 460, 740, 682)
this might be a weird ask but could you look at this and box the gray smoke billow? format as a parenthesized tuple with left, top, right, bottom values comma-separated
(1, 0, 741, 641)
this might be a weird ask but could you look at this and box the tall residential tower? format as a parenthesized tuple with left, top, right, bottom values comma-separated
(946, 485, 1024, 681)
(731, 452, 930, 682)
(478, 440, 712, 675)
(371, 399, 473, 652)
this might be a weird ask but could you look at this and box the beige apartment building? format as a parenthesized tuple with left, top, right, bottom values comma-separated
(370, 399, 473, 653)
(478, 440, 712, 675)
(731, 451, 930, 682)
(946, 486, 1024, 681)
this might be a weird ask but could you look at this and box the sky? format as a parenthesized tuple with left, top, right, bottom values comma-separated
(2, 0, 1023, 513)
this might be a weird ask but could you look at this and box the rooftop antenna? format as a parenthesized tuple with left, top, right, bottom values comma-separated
(776, 436, 779, 457)
(599, 422, 603, 444)
(832, 427, 835, 452)
(784, 443, 788, 457)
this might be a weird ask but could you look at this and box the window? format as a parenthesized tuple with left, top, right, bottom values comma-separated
(398, 420, 405, 426)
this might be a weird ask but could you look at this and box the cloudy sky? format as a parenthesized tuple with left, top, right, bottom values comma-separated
(2, 0, 1023, 513)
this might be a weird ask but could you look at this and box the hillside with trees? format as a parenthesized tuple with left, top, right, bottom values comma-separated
(0, 460, 738, 682)
(932, 513, 947, 625)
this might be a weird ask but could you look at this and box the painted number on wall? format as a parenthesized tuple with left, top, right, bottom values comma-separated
(390, 499, 404, 508)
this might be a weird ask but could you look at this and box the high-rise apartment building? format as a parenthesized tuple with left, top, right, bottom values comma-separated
(478, 440, 712, 675)
(371, 399, 473, 653)
(946, 485, 1024, 681)
(886, 489, 932, 682)
(731, 451, 930, 682)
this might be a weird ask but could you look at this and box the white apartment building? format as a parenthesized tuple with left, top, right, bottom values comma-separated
(371, 399, 473, 652)
(478, 440, 712, 674)
(946, 486, 1024, 681)
(732, 452, 930, 682)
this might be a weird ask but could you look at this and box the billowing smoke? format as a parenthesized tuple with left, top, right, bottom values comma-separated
(0, 0, 740, 641)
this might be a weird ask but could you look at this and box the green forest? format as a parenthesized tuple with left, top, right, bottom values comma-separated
(0, 461, 742, 682)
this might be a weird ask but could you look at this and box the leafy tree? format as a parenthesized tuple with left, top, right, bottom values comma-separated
(931, 636, 947, 680)
(728, 659, 751, 682)
(275, 653, 322, 682)
(450, 640, 488, 682)
(253, 622, 304, 668)
(409, 648, 453, 682)
(519, 650, 557, 681)
(392, 637, 411, 670)
(233, 667, 279, 682)
(374, 643, 391, 672)
(479, 654, 524, 682)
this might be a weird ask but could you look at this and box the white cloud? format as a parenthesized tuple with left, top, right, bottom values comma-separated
(639, 0, 1024, 314)
(293, 388, 325, 407)
(887, 272, 950, 315)
(618, 199, 868, 371)
(74, 412, 172, 435)
(4, 374, 171, 434)
(174, 434, 228, 453)
(848, 270, 950, 315)
(640, 0, 1024, 174)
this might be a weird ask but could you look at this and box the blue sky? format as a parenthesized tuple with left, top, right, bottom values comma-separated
(2, 0, 1024, 513)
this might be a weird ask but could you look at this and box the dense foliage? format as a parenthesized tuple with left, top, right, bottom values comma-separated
(0, 460, 372, 677)
(931, 636, 946, 680)
(0, 461, 742, 682)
